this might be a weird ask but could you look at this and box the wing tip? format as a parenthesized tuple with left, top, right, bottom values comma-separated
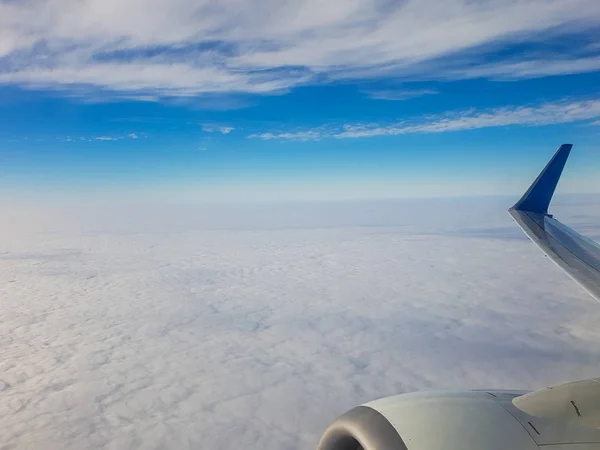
(510, 143, 573, 215)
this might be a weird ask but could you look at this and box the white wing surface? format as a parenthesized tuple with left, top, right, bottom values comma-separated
(509, 144, 600, 302)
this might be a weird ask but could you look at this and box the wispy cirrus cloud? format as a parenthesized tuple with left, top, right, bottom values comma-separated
(202, 125, 235, 135)
(0, 0, 599, 99)
(95, 136, 119, 141)
(439, 56, 600, 81)
(55, 134, 143, 142)
(249, 97, 600, 140)
(364, 89, 439, 101)
(95, 134, 144, 141)
(247, 130, 325, 142)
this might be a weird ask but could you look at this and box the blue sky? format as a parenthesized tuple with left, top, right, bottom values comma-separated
(1, 0, 600, 201)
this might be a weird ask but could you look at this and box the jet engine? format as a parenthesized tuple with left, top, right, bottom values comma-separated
(317, 379, 600, 450)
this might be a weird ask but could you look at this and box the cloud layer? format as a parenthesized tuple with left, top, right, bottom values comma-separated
(0, 0, 599, 97)
(249, 97, 600, 140)
(1, 197, 600, 449)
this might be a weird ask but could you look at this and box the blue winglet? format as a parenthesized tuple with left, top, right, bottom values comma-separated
(511, 144, 572, 214)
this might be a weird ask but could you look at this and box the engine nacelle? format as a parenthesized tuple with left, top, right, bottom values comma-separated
(318, 379, 600, 450)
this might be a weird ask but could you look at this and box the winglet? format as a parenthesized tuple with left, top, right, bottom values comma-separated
(510, 144, 573, 214)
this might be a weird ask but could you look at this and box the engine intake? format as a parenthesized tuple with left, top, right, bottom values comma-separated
(317, 405, 407, 450)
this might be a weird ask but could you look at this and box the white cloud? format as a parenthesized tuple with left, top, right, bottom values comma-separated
(94, 136, 119, 141)
(248, 130, 324, 141)
(364, 88, 439, 101)
(249, 97, 600, 140)
(70, 133, 141, 141)
(0, 0, 599, 97)
(0, 63, 307, 96)
(440, 56, 600, 81)
(1, 197, 600, 449)
(203, 125, 235, 134)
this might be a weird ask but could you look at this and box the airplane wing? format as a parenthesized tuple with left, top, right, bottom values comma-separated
(318, 145, 600, 450)
(318, 144, 600, 450)
(509, 144, 600, 303)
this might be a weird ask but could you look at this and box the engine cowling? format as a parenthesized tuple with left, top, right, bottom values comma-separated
(317, 379, 600, 450)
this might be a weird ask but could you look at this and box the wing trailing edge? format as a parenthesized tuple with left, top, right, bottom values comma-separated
(509, 144, 600, 303)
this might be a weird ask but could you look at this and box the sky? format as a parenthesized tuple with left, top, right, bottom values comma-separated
(1, 0, 600, 201)
(2, 197, 600, 450)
